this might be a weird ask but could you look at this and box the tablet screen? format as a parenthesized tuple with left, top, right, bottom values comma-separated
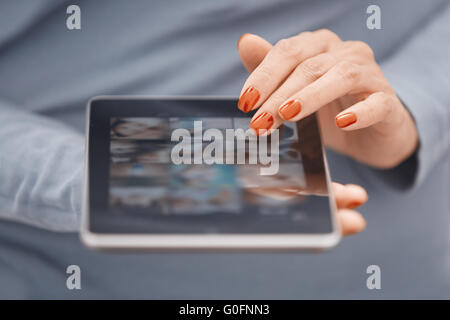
(88, 98, 333, 234)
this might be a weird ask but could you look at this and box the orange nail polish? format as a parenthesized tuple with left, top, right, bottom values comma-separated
(238, 87, 260, 113)
(348, 201, 363, 209)
(279, 100, 302, 120)
(335, 112, 357, 128)
(250, 112, 274, 135)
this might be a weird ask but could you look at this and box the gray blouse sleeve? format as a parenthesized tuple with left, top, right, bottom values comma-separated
(0, 99, 83, 231)
(375, 3, 450, 189)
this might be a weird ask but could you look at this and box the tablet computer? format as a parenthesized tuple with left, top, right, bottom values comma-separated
(81, 96, 340, 251)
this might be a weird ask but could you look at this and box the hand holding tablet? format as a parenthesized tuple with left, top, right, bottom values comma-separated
(82, 97, 366, 251)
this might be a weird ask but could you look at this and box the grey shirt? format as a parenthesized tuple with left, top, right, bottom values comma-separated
(0, 0, 449, 298)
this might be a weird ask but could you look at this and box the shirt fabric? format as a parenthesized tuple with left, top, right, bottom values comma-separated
(0, 0, 449, 298)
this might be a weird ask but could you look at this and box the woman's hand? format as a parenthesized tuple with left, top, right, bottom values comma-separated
(332, 182, 367, 236)
(245, 181, 367, 236)
(237, 31, 418, 169)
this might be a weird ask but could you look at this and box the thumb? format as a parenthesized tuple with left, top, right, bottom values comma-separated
(237, 33, 272, 73)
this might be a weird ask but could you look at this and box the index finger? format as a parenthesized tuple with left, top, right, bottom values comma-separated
(278, 61, 376, 121)
(238, 30, 340, 113)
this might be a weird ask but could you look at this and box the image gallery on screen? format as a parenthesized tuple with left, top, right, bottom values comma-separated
(108, 117, 307, 216)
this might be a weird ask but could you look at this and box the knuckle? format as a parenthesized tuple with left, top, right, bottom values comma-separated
(349, 41, 374, 58)
(308, 89, 322, 103)
(299, 58, 326, 81)
(315, 29, 340, 42)
(274, 38, 300, 58)
(373, 91, 386, 102)
(256, 66, 274, 83)
(298, 31, 313, 38)
(375, 92, 395, 113)
(316, 29, 336, 38)
(336, 61, 361, 83)
(365, 102, 378, 122)
(267, 91, 288, 105)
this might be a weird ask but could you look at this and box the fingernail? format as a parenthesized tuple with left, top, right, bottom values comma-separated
(335, 112, 357, 128)
(348, 201, 363, 209)
(238, 87, 260, 113)
(237, 33, 251, 48)
(279, 100, 302, 120)
(250, 112, 274, 135)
